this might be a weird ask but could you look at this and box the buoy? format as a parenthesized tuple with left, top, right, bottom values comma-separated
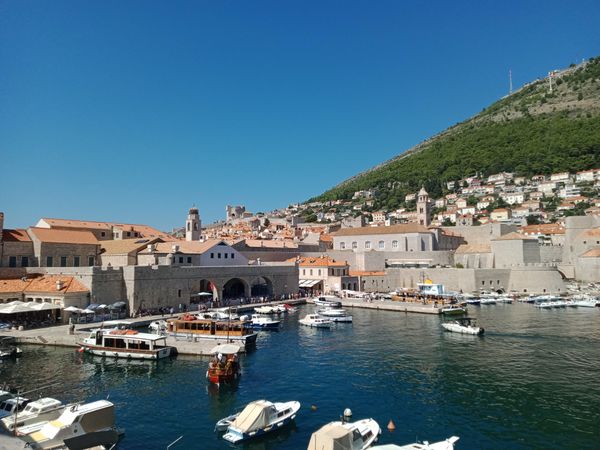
(387, 419, 396, 431)
(311, 405, 317, 411)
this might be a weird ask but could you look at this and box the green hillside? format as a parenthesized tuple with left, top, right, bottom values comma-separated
(310, 57, 600, 210)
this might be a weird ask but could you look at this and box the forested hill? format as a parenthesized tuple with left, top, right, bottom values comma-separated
(309, 57, 600, 209)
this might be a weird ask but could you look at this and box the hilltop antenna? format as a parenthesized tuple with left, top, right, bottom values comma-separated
(509, 69, 513, 94)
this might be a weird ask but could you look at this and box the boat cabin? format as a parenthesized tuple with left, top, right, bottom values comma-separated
(0, 398, 30, 419)
(168, 317, 253, 337)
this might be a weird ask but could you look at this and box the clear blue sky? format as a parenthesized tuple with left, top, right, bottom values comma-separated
(1, 0, 599, 230)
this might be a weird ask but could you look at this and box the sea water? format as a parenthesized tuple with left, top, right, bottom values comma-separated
(1, 303, 599, 449)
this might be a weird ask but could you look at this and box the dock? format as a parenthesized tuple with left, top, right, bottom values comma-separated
(320, 298, 443, 314)
(0, 298, 307, 356)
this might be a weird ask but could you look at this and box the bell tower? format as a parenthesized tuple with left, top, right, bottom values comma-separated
(417, 187, 431, 227)
(185, 206, 201, 241)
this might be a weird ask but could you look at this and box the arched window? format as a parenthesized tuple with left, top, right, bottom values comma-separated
(378, 240, 385, 249)
(365, 241, 371, 249)
(352, 241, 357, 249)
(392, 240, 398, 249)
(340, 242, 346, 250)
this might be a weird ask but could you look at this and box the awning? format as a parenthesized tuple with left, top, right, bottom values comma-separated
(299, 279, 322, 288)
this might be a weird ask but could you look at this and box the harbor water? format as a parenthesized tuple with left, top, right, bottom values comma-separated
(1, 303, 599, 449)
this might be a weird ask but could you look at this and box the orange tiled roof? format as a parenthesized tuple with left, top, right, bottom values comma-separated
(580, 248, 600, 258)
(0, 278, 31, 293)
(1, 229, 31, 242)
(100, 238, 162, 255)
(319, 234, 333, 243)
(493, 232, 537, 241)
(0, 275, 89, 294)
(29, 227, 98, 245)
(349, 270, 386, 276)
(520, 224, 565, 235)
(39, 218, 173, 240)
(25, 275, 89, 294)
(139, 239, 224, 255)
(288, 256, 348, 267)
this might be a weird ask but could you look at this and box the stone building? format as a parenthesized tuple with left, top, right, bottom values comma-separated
(417, 187, 432, 226)
(137, 240, 248, 267)
(290, 255, 358, 294)
(0, 274, 89, 309)
(28, 228, 100, 268)
(491, 232, 541, 268)
(185, 207, 201, 241)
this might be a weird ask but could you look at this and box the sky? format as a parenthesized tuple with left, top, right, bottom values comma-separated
(1, 1, 599, 231)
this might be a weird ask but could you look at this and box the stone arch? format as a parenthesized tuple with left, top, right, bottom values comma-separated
(223, 278, 249, 300)
(190, 279, 218, 305)
(250, 276, 273, 297)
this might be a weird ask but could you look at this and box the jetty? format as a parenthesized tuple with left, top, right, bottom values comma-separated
(311, 298, 443, 314)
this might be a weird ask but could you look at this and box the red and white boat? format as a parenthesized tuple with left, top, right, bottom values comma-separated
(206, 344, 242, 385)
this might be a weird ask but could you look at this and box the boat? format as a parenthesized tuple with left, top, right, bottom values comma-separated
(317, 308, 353, 323)
(479, 297, 496, 305)
(0, 390, 13, 403)
(254, 305, 276, 314)
(20, 400, 120, 450)
(272, 304, 288, 313)
(0, 337, 22, 359)
(167, 316, 258, 347)
(215, 411, 240, 432)
(440, 305, 467, 315)
(571, 297, 600, 307)
(0, 397, 30, 420)
(249, 314, 281, 330)
(1, 397, 64, 434)
(79, 327, 175, 360)
(307, 418, 381, 450)
(148, 320, 167, 335)
(222, 399, 301, 443)
(371, 435, 460, 450)
(299, 314, 332, 328)
(206, 343, 242, 385)
(442, 317, 484, 336)
(313, 296, 342, 308)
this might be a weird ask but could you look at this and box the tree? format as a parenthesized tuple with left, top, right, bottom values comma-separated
(442, 218, 455, 226)
(526, 215, 542, 225)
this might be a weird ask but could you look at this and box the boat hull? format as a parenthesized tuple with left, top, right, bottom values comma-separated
(223, 412, 298, 443)
(169, 332, 257, 346)
(442, 323, 484, 335)
(81, 346, 172, 360)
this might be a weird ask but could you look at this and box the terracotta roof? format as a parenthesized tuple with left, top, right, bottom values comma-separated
(1, 229, 31, 242)
(520, 224, 565, 236)
(319, 234, 333, 243)
(349, 270, 386, 276)
(29, 227, 98, 245)
(100, 238, 162, 255)
(0, 275, 89, 294)
(582, 228, 600, 237)
(39, 218, 174, 240)
(25, 275, 89, 294)
(243, 239, 298, 249)
(333, 223, 429, 237)
(287, 256, 348, 267)
(580, 248, 600, 258)
(455, 244, 492, 254)
(140, 239, 225, 255)
(493, 232, 537, 241)
(0, 278, 31, 293)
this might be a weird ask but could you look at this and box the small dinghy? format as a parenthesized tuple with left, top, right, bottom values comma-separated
(222, 399, 300, 443)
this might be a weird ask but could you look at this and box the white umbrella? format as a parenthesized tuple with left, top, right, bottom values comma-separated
(29, 302, 61, 311)
(209, 343, 241, 355)
(196, 292, 213, 297)
(0, 303, 34, 314)
(81, 308, 95, 314)
(64, 306, 82, 313)
(97, 304, 108, 309)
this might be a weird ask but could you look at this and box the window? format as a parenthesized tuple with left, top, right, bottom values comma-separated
(318, 269, 321, 276)
(101, 232, 106, 237)
(302, 269, 306, 276)
(218, 253, 221, 259)
(231, 253, 235, 259)
(73, 256, 80, 267)
(88, 256, 94, 266)
(46, 256, 53, 267)
(351, 241, 357, 249)
(211, 253, 214, 259)
(392, 240, 398, 249)
(126, 231, 131, 238)
(21, 256, 29, 267)
(187, 257, 192, 263)
(178, 257, 183, 263)
(178, 289, 182, 298)
(481, 281, 485, 286)
(60, 256, 67, 267)
(224, 253, 228, 259)
(8, 257, 16, 267)
(310, 269, 313, 276)
(340, 242, 346, 250)
(378, 240, 385, 249)
(365, 241, 371, 249)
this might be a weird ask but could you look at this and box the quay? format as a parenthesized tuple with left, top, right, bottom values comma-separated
(311, 297, 444, 314)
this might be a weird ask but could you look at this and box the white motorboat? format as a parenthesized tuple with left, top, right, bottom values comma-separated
(249, 314, 281, 330)
(1, 397, 64, 434)
(571, 297, 600, 307)
(313, 296, 342, 308)
(299, 314, 332, 328)
(20, 400, 120, 450)
(442, 317, 484, 336)
(254, 305, 276, 314)
(80, 327, 175, 360)
(222, 399, 301, 443)
(317, 308, 353, 323)
(148, 320, 167, 335)
(479, 298, 496, 305)
(0, 390, 13, 403)
(0, 397, 30, 419)
(440, 305, 467, 315)
(272, 304, 288, 313)
(371, 435, 459, 450)
(307, 418, 381, 450)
